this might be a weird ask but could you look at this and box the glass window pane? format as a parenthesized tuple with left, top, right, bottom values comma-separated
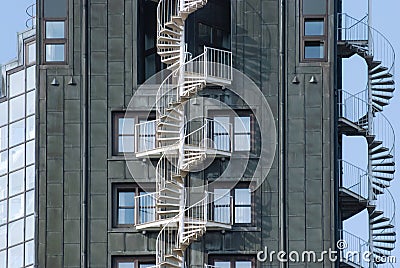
(26, 140, 35, 165)
(44, 0, 67, 17)
(0, 250, 6, 268)
(118, 262, 134, 268)
(9, 169, 25, 196)
(214, 117, 230, 151)
(234, 134, 250, 151)
(118, 208, 134, 225)
(236, 261, 252, 268)
(0, 151, 7, 176)
(0, 200, 7, 225)
(0, 126, 8, 151)
(119, 118, 135, 135)
(139, 192, 155, 223)
(9, 144, 25, 172)
(25, 240, 35, 265)
(9, 70, 25, 98)
(46, 21, 65, 38)
(235, 207, 251, 223)
(9, 120, 25, 147)
(9, 194, 24, 221)
(304, 41, 325, 59)
(0, 102, 8, 127)
(26, 165, 35, 190)
(26, 66, 36, 90)
(303, 0, 326, 15)
(8, 219, 24, 246)
(26, 116, 35, 140)
(8, 244, 23, 268)
(119, 136, 135, 153)
(45, 44, 65, 62)
(26, 88, 36, 116)
(145, 54, 156, 80)
(119, 192, 135, 207)
(214, 262, 231, 268)
(26, 190, 35, 215)
(27, 43, 36, 64)
(305, 19, 324, 36)
(235, 189, 251, 205)
(140, 264, 156, 268)
(0, 226, 6, 250)
(0, 176, 7, 200)
(235, 117, 250, 133)
(10, 94, 25, 122)
(26, 215, 35, 240)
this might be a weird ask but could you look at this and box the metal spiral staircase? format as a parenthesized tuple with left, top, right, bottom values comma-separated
(132, 0, 233, 267)
(338, 13, 396, 267)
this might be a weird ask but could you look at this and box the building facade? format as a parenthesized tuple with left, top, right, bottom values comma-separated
(0, 0, 396, 267)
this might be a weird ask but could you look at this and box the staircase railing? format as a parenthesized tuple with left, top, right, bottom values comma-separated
(339, 230, 371, 268)
(156, 191, 208, 267)
(339, 160, 369, 200)
(337, 13, 395, 77)
(157, 0, 181, 39)
(370, 112, 396, 179)
(156, 46, 233, 117)
(372, 187, 396, 235)
(338, 90, 369, 130)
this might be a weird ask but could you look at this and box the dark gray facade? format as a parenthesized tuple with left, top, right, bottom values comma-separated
(36, 0, 338, 267)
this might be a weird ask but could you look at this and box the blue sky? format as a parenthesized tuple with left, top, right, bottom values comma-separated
(0, 0, 398, 263)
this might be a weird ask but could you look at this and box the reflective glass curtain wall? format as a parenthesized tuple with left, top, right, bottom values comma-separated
(0, 38, 36, 268)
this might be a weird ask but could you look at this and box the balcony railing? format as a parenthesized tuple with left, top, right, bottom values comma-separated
(340, 230, 371, 268)
(339, 160, 369, 200)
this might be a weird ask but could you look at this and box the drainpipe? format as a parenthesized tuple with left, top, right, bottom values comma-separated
(81, 0, 89, 266)
(278, 0, 287, 267)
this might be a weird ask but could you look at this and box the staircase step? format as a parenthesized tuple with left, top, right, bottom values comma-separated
(159, 261, 181, 268)
(371, 72, 393, 80)
(369, 141, 382, 150)
(157, 130, 180, 134)
(372, 104, 384, 112)
(373, 175, 393, 182)
(372, 169, 395, 174)
(372, 224, 394, 231)
(372, 98, 389, 107)
(160, 188, 181, 195)
(372, 180, 390, 188)
(157, 203, 180, 207)
(374, 244, 395, 251)
(371, 154, 393, 161)
(158, 121, 180, 128)
(172, 248, 184, 257)
(372, 186, 384, 195)
(372, 93, 393, 100)
(165, 255, 183, 262)
(162, 55, 181, 64)
(160, 114, 181, 122)
(158, 210, 181, 215)
(158, 195, 181, 201)
(158, 36, 181, 42)
(371, 80, 395, 86)
(158, 50, 181, 56)
(373, 251, 391, 257)
(368, 61, 382, 70)
(372, 161, 395, 167)
(369, 66, 388, 75)
(171, 16, 184, 26)
(160, 28, 181, 37)
(372, 87, 395, 93)
(373, 232, 396, 237)
(370, 210, 384, 219)
(370, 146, 389, 154)
(373, 238, 396, 243)
(182, 228, 204, 235)
(158, 137, 180, 141)
(165, 21, 184, 32)
(370, 216, 390, 225)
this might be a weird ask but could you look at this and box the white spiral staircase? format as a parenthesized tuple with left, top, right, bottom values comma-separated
(338, 13, 396, 267)
(133, 0, 233, 267)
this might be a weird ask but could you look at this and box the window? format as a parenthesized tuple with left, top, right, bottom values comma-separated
(211, 185, 253, 225)
(209, 256, 255, 268)
(138, 0, 162, 83)
(113, 185, 155, 227)
(197, 22, 231, 54)
(42, 0, 68, 64)
(301, 0, 327, 61)
(113, 112, 156, 155)
(113, 256, 155, 268)
(211, 111, 253, 152)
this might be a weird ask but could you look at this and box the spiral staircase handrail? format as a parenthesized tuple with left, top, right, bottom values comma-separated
(338, 13, 395, 76)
